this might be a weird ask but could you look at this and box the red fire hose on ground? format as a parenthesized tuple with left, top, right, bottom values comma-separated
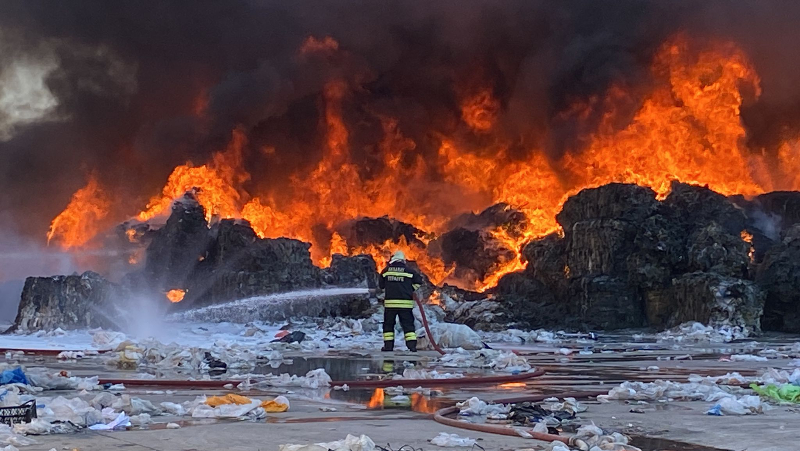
(415, 294, 445, 355)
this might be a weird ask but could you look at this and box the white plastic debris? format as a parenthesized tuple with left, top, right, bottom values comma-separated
(278, 434, 376, 451)
(166, 422, 181, 429)
(88, 412, 131, 430)
(418, 323, 483, 350)
(258, 369, 332, 389)
(130, 413, 151, 426)
(430, 433, 476, 447)
(398, 369, 464, 380)
(456, 397, 510, 416)
(160, 402, 186, 416)
(717, 395, 764, 415)
(598, 380, 737, 403)
(729, 354, 768, 362)
(191, 400, 262, 419)
(656, 321, 749, 343)
(490, 351, 532, 372)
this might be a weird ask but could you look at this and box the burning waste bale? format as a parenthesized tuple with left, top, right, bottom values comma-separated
(495, 182, 774, 333)
(9, 178, 800, 337)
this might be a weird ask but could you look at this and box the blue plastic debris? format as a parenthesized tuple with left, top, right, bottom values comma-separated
(0, 367, 29, 386)
(706, 404, 722, 416)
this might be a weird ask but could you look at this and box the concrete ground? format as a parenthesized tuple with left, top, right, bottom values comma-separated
(23, 397, 796, 451)
(8, 333, 800, 451)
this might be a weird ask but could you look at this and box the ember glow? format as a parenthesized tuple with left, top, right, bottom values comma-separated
(166, 289, 186, 303)
(43, 34, 800, 291)
(741, 230, 755, 262)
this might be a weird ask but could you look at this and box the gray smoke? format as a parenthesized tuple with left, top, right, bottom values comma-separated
(1, 0, 800, 246)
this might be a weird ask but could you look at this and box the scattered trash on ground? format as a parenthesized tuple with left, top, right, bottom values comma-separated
(430, 432, 476, 447)
(752, 384, 800, 403)
(279, 434, 376, 451)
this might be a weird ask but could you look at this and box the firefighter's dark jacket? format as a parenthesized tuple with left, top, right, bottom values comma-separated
(379, 260, 423, 309)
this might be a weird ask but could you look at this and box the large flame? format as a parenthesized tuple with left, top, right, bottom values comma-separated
(47, 175, 110, 249)
(46, 36, 800, 291)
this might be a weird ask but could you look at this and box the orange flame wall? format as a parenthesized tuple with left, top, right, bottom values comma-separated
(46, 36, 800, 291)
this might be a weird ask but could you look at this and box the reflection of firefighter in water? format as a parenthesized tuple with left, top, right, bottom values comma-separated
(378, 251, 423, 352)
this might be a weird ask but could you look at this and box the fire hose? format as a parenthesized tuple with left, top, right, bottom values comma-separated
(414, 294, 445, 355)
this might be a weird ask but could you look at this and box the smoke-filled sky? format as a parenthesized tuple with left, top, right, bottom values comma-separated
(2, 0, 800, 240)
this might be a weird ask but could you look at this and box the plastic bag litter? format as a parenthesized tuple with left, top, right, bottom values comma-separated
(759, 368, 800, 385)
(398, 369, 463, 380)
(752, 383, 800, 403)
(547, 442, 570, 451)
(89, 412, 131, 430)
(707, 396, 764, 415)
(490, 351, 532, 372)
(0, 423, 36, 447)
(160, 402, 186, 416)
(456, 397, 509, 416)
(729, 354, 768, 362)
(597, 380, 734, 403)
(655, 321, 748, 343)
(91, 330, 128, 349)
(26, 370, 99, 391)
(130, 413, 151, 426)
(570, 425, 640, 451)
(418, 323, 483, 350)
(278, 434, 376, 451)
(261, 396, 290, 412)
(191, 399, 262, 419)
(40, 396, 100, 426)
(688, 372, 750, 385)
(430, 432, 476, 447)
(0, 369, 27, 386)
(261, 369, 332, 389)
(542, 397, 587, 415)
(111, 395, 158, 416)
(166, 422, 181, 429)
(206, 393, 252, 407)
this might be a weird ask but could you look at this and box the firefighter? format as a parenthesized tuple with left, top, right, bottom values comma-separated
(378, 250, 423, 352)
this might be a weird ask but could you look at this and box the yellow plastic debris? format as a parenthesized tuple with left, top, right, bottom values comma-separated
(261, 400, 289, 412)
(206, 393, 253, 407)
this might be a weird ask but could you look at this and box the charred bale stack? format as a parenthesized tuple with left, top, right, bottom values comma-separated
(8, 271, 121, 332)
(497, 182, 766, 332)
(141, 195, 323, 308)
(757, 225, 800, 332)
(557, 183, 658, 329)
(321, 254, 379, 288)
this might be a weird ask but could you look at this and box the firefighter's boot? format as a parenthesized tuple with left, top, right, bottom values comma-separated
(406, 340, 417, 352)
(381, 341, 394, 352)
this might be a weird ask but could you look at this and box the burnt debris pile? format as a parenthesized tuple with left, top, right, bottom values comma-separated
(9, 193, 375, 332)
(10, 183, 800, 334)
(496, 182, 800, 333)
